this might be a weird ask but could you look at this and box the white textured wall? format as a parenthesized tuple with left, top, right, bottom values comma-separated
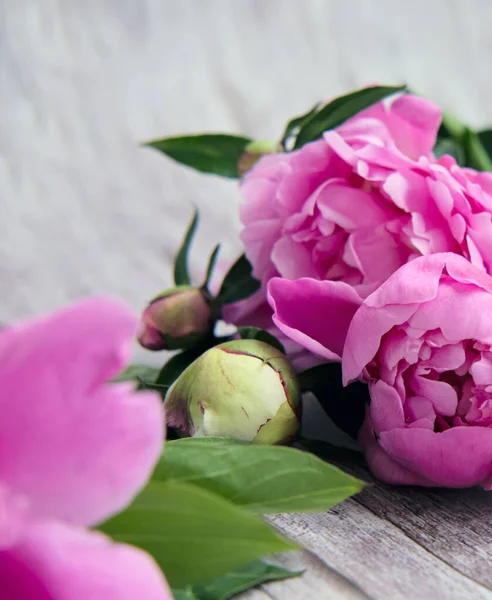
(2, 0, 492, 322)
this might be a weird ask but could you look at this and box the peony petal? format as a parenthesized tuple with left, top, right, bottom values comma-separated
(379, 426, 492, 488)
(271, 236, 319, 279)
(368, 380, 405, 434)
(0, 296, 137, 394)
(267, 277, 362, 360)
(343, 302, 419, 384)
(0, 520, 172, 600)
(408, 371, 458, 417)
(363, 253, 446, 309)
(443, 250, 492, 292)
(221, 290, 271, 327)
(316, 182, 390, 229)
(358, 408, 433, 486)
(0, 484, 29, 550)
(0, 297, 164, 526)
(470, 353, 492, 386)
(409, 280, 492, 345)
(385, 94, 442, 160)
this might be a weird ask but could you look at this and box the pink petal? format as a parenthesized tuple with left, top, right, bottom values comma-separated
(358, 408, 433, 486)
(221, 290, 270, 326)
(267, 277, 362, 360)
(379, 426, 492, 488)
(408, 371, 458, 417)
(385, 94, 442, 160)
(343, 303, 419, 384)
(368, 380, 405, 434)
(347, 226, 410, 285)
(0, 520, 172, 600)
(409, 280, 492, 345)
(271, 236, 318, 279)
(364, 253, 445, 309)
(0, 297, 164, 526)
(316, 182, 390, 229)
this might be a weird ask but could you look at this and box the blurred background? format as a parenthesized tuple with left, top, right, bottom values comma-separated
(2, 0, 492, 325)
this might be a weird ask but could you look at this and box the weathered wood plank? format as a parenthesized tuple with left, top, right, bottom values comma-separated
(267, 500, 492, 600)
(355, 485, 492, 589)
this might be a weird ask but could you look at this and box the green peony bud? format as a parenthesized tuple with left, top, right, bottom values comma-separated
(165, 339, 301, 444)
(138, 286, 212, 351)
(237, 140, 279, 176)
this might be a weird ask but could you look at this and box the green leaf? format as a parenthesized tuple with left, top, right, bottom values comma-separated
(439, 111, 467, 141)
(437, 113, 492, 171)
(112, 364, 160, 387)
(152, 438, 364, 514)
(155, 346, 204, 399)
(145, 134, 252, 179)
(478, 129, 492, 157)
(463, 128, 492, 172)
(433, 138, 465, 164)
(294, 85, 406, 148)
(174, 210, 199, 286)
(99, 481, 296, 588)
(280, 103, 321, 150)
(173, 589, 197, 600)
(193, 561, 302, 600)
(202, 244, 221, 291)
(298, 364, 369, 440)
(237, 326, 285, 354)
(215, 254, 261, 306)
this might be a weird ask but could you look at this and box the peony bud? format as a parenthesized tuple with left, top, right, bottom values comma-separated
(237, 140, 279, 176)
(138, 286, 212, 351)
(166, 339, 301, 444)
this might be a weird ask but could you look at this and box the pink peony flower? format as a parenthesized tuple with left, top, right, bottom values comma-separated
(270, 254, 492, 489)
(239, 93, 443, 302)
(343, 253, 492, 489)
(226, 94, 443, 362)
(0, 298, 172, 598)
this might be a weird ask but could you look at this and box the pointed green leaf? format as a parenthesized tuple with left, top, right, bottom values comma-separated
(173, 589, 197, 600)
(202, 244, 221, 291)
(215, 254, 260, 306)
(433, 138, 465, 164)
(437, 113, 492, 171)
(294, 85, 406, 148)
(193, 561, 302, 600)
(280, 103, 321, 150)
(145, 134, 252, 178)
(439, 111, 467, 140)
(152, 438, 364, 514)
(463, 127, 492, 172)
(237, 326, 285, 354)
(99, 481, 296, 588)
(112, 364, 160, 386)
(174, 210, 199, 286)
(478, 129, 492, 157)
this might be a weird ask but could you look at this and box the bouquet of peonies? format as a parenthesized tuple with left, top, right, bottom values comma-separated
(5, 85, 492, 599)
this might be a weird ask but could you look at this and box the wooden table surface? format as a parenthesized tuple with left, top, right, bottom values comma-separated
(2, 2, 492, 598)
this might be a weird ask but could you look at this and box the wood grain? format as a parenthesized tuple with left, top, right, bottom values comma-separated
(2, 1, 492, 598)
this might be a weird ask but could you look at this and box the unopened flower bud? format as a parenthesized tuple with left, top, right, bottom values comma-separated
(138, 286, 212, 351)
(237, 140, 279, 176)
(166, 339, 301, 444)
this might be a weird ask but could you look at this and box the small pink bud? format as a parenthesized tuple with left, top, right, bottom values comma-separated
(138, 286, 212, 351)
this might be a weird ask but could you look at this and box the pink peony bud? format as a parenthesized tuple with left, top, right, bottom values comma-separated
(165, 339, 301, 444)
(138, 286, 212, 351)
